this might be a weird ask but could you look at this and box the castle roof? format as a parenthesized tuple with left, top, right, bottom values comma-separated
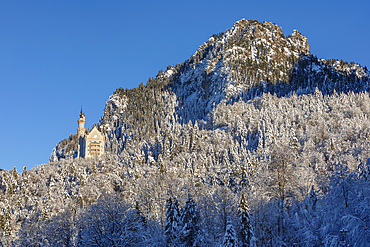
(85, 126, 104, 141)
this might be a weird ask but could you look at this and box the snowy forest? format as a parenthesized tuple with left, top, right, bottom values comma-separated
(1, 19, 370, 246)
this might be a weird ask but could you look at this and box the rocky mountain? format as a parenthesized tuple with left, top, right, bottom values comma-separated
(101, 19, 310, 128)
(1, 19, 370, 246)
(97, 19, 368, 157)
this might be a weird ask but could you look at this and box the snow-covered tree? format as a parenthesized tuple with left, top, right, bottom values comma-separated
(308, 185, 317, 211)
(43, 208, 75, 247)
(13, 211, 47, 247)
(222, 219, 238, 247)
(358, 158, 370, 181)
(238, 193, 255, 247)
(76, 194, 148, 246)
(165, 196, 180, 246)
(180, 195, 201, 246)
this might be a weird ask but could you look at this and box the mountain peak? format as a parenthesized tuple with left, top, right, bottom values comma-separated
(176, 19, 311, 112)
(289, 29, 309, 54)
(223, 19, 309, 54)
(190, 19, 310, 73)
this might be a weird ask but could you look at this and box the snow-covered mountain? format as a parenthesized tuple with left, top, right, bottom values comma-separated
(97, 18, 368, 157)
(2, 19, 370, 246)
(101, 19, 311, 129)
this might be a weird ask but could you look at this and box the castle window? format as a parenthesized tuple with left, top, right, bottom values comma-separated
(90, 142, 101, 156)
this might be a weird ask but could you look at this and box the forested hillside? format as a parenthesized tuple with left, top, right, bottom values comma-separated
(1, 19, 370, 246)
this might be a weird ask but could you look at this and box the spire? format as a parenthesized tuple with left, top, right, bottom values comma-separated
(79, 106, 85, 118)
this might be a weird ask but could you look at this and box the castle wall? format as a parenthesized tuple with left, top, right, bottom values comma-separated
(83, 127, 105, 158)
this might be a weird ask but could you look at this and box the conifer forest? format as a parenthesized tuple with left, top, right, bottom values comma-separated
(1, 19, 370, 246)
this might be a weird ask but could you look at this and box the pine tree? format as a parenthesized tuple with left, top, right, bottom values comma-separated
(180, 195, 200, 246)
(358, 158, 370, 181)
(75, 228, 84, 247)
(22, 166, 27, 176)
(12, 166, 18, 180)
(238, 193, 255, 247)
(222, 219, 238, 247)
(134, 201, 147, 227)
(308, 185, 317, 211)
(165, 196, 180, 246)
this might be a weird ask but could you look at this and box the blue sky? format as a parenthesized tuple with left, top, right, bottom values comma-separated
(0, 0, 369, 172)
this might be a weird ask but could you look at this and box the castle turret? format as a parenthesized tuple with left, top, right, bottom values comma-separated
(77, 107, 85, 137)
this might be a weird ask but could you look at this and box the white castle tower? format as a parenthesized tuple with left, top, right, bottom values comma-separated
(77, 107, 85, 138)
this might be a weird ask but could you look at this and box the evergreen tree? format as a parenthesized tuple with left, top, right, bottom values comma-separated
(308, 185, 317, 211)
(180, 195, 200, 246)
(238, 193, 255, 247)
(222, 219, 238, 247)
(358, 158, 370, 181)
(165, 196, 180, 246)
(75, 228, 83, 247)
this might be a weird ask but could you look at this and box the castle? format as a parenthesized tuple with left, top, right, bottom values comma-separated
(77, 108, 105, 158)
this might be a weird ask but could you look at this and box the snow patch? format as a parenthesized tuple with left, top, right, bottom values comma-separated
(186, 92, 197, 102)
(165, 69, 174, 77)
